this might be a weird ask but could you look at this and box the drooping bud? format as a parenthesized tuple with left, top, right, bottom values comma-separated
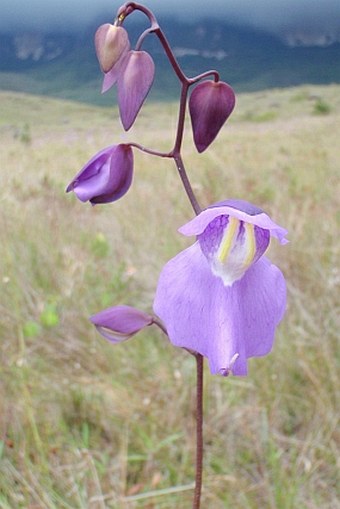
(189, 80, 236, 153)
(90, 305, 153, 343)
(117, 50, 155, 131)
(95, 24, 130, 73)
(66, 144, 133, 205)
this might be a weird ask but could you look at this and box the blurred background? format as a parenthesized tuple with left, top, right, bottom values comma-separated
(0, 1, 339, 508)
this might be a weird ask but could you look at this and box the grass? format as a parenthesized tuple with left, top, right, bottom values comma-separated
(0, 83, 339, 508)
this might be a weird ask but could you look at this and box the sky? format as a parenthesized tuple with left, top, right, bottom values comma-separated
(1, 0, 340, 35)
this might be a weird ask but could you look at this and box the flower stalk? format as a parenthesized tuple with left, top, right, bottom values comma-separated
(193, 353, 204, 509)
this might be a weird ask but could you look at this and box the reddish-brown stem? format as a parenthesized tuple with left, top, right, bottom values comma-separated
(117, 2, 158, 27)
(173, 154, 202, 215)
(152, 317, 168, 336)
(193, 353, 204, 509)
(171, 83, 202, 214)
(172, 82, 189, 153)
(153, 27, 188, 82)
(128, 141, 172, 158)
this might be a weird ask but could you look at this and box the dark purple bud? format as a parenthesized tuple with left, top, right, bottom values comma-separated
(90, 305, 153, 343)
(66, 144, 133, 205)
(95, 24, 130, 73)
(189, 80, 236, 153)
(117, 50, 155, 131)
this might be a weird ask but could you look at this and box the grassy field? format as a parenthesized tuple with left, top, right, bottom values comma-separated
(0, 84, 339, 508)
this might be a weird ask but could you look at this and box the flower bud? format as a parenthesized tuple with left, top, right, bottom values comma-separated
(101, 52, 129, 93)
(189, 80, 236, 153)
(95, 24, 130, 73)
(90, 305, 153, 343)
(117, 50, 155, 130)
(66, 144, 133, 205)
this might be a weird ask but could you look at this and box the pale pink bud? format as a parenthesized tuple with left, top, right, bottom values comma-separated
(117, 50, 155, 131)
(95, 24, 130, 73)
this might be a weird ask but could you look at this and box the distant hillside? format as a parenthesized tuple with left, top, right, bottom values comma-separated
(1, 18, 340, 105)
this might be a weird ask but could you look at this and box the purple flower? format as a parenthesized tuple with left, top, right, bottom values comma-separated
(66, 144, 133, 205)
(189, 80, 236, 153)
(90, 305, 153, 343)
(153, 199, 288, 376)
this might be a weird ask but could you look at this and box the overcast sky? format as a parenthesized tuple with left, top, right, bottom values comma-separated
(2, 0, 340, 34)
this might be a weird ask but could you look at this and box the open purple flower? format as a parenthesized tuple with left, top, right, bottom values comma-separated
(66, 144, 133, 205)
(153, 199, 288, 376)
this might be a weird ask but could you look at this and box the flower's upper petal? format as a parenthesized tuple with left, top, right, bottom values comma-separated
(213, 199, 263, 215)
(90, 305, 153, 343)
(179, 205, 288, 244)
(153, 243, 286, 376)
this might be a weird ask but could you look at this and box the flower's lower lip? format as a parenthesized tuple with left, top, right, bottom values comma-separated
(154, 235, 286, 376)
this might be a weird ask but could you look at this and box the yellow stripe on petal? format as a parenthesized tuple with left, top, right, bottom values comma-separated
(218, 217, 239, 263)
(244, 223, 256, 267)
